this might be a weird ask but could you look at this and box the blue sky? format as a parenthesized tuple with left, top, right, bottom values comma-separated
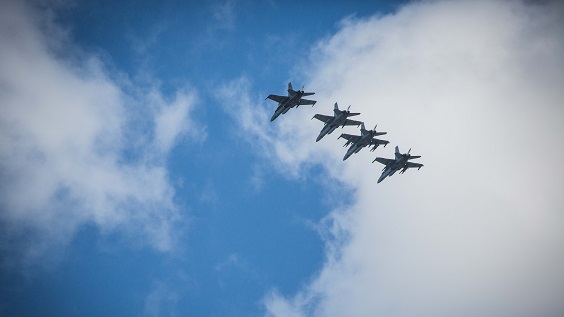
(1, 0, 564, 316)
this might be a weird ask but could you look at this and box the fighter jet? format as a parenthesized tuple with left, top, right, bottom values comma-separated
(338, 123, 389, 161)
(373, 146, 423, 183)
(266, 82, 316, 122)
(312, 102, 362, 142)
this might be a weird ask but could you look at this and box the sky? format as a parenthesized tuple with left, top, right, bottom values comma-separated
(1, 0, 563, 316)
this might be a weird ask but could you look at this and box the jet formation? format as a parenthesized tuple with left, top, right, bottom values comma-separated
(266, 82, 423, 183)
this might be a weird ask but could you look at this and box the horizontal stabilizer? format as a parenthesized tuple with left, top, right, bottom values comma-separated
(348, 112, 361, 117)
(302, 92, 315, 96)
(408, 155, 421, 160)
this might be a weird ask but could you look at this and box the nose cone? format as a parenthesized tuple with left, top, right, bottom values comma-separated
(316, 133, 323, 142)
(377, 170, 390, 183)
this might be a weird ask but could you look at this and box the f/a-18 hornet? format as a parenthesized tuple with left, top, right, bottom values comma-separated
(373, 146, 423, 183)
(312, 102, 362, 142)
(338, 123, 389, 161)
(266, 82, 316, 122)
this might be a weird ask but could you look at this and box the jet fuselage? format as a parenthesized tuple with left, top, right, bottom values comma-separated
(377, 154, 415, 183)
(343, 133, 373, 160)
(316, 109, 357, 142)
(270, 92, 304, 121)
(316, 124, 338, 142)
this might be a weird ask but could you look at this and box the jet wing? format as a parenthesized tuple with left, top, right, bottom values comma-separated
(405, 162, 423, 169)
(373, 157, 394, 165)
(370, 138, 389, 146)
(312, 114, 333, 123)
(343, 118, 362, 127)
(339, 133, 360, 142)
(298, 98, 317, 106)
(267, 94, 287, 103)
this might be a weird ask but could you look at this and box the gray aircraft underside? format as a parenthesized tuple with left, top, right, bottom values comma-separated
(373, 146, 423, 183)
(339, 122, 389, 161)
(312, 102, 362, 142)
(266, 82, 317, 121)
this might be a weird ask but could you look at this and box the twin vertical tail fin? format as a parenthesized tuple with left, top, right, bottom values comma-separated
(394, 146, 401, 159)
(287, 82, 296, 96)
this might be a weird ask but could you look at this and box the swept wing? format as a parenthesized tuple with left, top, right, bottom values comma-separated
(299, 99, 316, 106)
(343, 118, 362, 126)
(405, 162, 423, 169)
(266, 95, 287, 103)
(373, 157, 394, 165)
(339, 133, 360, 143)
(312, 114, 333, 123)
(370, 138, 389, 146)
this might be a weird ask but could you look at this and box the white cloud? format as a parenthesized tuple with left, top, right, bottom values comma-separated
(237, 1, 564, 316)
(152, 88, 204, 154)
(216, 76, 330, 180)
(0, 1, 201, 268)
(217, 77, 272, 144)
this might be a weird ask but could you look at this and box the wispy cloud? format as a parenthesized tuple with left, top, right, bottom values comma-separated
(0, 1, 202, 269)
(127, 22, 168, 56)
(143, 280, 180, 317)
(152, 87, 205, 153)
(212, 0, 238, 31)
(216, 76, 333, 180)
(222, 1, 564, 316)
